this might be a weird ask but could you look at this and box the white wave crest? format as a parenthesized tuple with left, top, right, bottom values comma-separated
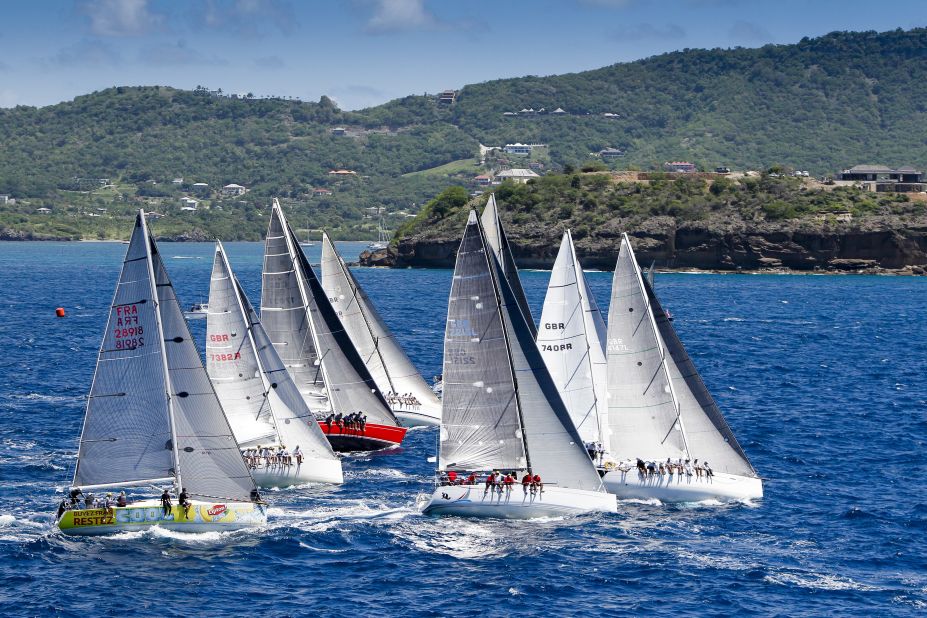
(765, 572, 882, 592)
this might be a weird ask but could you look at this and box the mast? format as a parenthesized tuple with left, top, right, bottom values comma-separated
(142, 210, 183, 492)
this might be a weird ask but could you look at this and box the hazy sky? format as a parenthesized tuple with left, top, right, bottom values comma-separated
(1, 0, 925, 110)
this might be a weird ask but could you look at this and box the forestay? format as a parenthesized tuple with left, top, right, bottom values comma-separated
(480, 194, 536, 337)
(320, 233, 440, 416)
(208, 242, 336, 461)
(275, 204, 398, 426)
(646, 279, 757, 477)
(605, 234, 688, 464)
(261, 200, 327, 410)
(537, 230, 608, 445)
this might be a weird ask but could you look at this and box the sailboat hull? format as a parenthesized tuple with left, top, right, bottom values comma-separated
(57, 500, 267, 536)
(393, 407, 441, 427)
(318, 421, 407, 452)
(422, 485, 616, 519)
(250, 457, 343, 487)
(602, 469, 763, 503)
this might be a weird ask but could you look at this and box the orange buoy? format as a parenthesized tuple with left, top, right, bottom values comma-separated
(55, 307, 66, 318)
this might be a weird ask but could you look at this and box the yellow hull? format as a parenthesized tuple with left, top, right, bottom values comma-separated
(57, 500, 266, 536)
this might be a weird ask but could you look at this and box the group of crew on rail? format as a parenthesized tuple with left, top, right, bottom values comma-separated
(584, 441, 607, 465)
(56, 488, 129, 518)
(384, 392, 421, 409)
(628, 457, 714, 479)
(439, 470, 545, 495)
(322, 412, 368, 432)
(242, 445, 304, 468)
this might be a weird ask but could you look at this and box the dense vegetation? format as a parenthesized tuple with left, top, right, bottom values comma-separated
(1, 28, 926, 240)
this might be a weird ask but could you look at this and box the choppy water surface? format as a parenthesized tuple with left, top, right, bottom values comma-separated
(0, 242, 925, 616)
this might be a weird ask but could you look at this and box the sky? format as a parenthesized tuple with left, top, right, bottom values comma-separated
(0, 0, 925, 111)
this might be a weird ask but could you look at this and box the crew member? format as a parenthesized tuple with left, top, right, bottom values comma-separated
(522, 473, 532, 495)
(160, 489, 172, 516)
(532, 473, 543, 494)
(178, 488, 192, 518)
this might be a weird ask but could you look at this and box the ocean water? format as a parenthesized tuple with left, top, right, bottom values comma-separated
(0, 241, 925, 617)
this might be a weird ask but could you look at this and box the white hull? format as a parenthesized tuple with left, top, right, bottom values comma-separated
(393, 407, 440, 427)
(422, 484, 616, 519)
(250, 457, 343, 487)
(602, 469, 763, 503)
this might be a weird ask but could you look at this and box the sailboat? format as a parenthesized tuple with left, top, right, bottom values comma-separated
(537, 230, 609, 449)
(206, 241, 343, 486)
(422, 211, 616, 518)
(58, 211, 267, 535)
(366, 215, 390, 251)
(320, 233, 441, 427)
(600, 234, 762, 502)
(261, 199, 407, 452)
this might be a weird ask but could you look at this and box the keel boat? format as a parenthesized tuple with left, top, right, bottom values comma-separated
(261, 200, 406, 452)
(320, 233, 441, 427)
(58, 211, 266, 535)
(206, 242, 343, 487)
(422, 211, 615, 519)
(600, 234, 762, 502)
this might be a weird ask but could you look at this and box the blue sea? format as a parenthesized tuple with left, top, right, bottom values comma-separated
(0, 241, 925, 617)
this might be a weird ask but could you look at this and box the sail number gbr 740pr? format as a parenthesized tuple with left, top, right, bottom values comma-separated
(540, 322, 573, 352)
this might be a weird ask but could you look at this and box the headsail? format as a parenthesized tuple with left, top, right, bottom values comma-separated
(480, 194, 536, 337)
(75, 211, 256, 502)
(208, 242, 337, 462)
(441, 211, 603, 491)
(320, 232, 441, 418)
(605, 234, 688, 463)
(261, 200, 327, 410)
(537, 230, 608, 445)
(646, 278, 757, 477)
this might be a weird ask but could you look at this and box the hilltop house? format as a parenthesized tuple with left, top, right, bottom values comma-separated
(664, 161, 697, 173)
(179, 197, 199, 210)
(36, 207, 51, 214)
(0, 195, 9, 204)
(503, 143, 546, 156)
(473, 174, 492, 186)
(222, 183, 247, 196)
(328, 169, 358, 177)
(599, 148, 625, 160)
(837, 164, 924, 192)
(497, 168, 540, 184)
(312, 188, 333, 196)
(331, 127, 347, 136)
(437, 90, 458, 104)
(192, 182, 210, 195)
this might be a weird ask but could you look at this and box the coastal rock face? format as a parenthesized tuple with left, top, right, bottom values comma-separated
(361, 218, 927, 274)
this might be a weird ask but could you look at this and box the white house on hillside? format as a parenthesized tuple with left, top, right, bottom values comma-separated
(222, 183, 247, 196)
(497, 168, 540, 184)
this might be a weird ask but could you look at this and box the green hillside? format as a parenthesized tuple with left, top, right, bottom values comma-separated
(1, 28, 926, 240)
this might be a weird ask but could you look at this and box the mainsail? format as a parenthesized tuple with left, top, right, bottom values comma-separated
(480, 194, 536, 337)
(440, 210, 603, 491)
(606, 234, 757, 477)
(207, 242, 337, 462)
(537, 230, 608, 445)
(320, 232, 441, 417)
(74, 211, 256, 502)
(264, 201, 398, 427)
(261, 200, 327, 410)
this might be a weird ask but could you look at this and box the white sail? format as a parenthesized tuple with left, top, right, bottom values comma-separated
(261, 200, 327, 410)
(75, 211, 257, 503)
(207, 242, 337, 463)
(605, 234, 687, 464)
(537, 230, 608, 445)
(264, 201, 398, 427)
(320, 233, 441, 419)
(605, 234, 757, 478)
(440, 211, 603, 491)
(480, 194, 536, 337)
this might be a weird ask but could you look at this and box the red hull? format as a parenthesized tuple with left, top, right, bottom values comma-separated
(318, 421, 407, 452)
